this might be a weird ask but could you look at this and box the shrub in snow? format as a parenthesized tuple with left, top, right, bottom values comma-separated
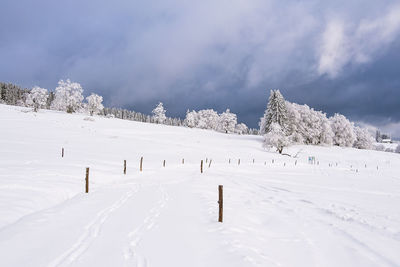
(86, 93, 104, 116)
(217, 109, 237, 133)
(25, 86, 48, 112)
(329, 113, 356, 147)
(51, 79, 84, 113)
(260, 90, 289, 135)
(374, 144, 385, 151)
(83, 116, 95, 121)
(263, 123, 290, 154)
(353, 127, 374, 149)
(152, 102, 166, 124)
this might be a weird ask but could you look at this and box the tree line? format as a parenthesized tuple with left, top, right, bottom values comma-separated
(0, 80, 254, 134)
(259, 90, 398, 154)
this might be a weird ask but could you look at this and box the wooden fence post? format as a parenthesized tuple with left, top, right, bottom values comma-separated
(85, 167, 89, 193)
(182, 158, 184, 164)
(218, 185, 223, 222)
(229, 158, 231, 164)
(140, 157, 143, 172)
(124, 160, 126, 174)
(62, 147, 64, 158)
(264, 161, 266, 165)
(253, 159, 255, 164)
(209, 159, 212, 168)
(238, 159, 240, 165)
(272, 159, 274, 164)
(295, 160, 297, 165)
(163, 160, 166, 167)
(201, 160, 203, 173)
(206, 158, 208, 163)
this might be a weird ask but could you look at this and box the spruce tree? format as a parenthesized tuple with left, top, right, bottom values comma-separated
(260, 90, 289, 134)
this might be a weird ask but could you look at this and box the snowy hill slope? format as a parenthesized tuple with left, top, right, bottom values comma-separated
(0, 104, 400, 267)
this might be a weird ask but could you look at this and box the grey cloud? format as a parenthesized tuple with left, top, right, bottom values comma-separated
(0, 0, 400, 135)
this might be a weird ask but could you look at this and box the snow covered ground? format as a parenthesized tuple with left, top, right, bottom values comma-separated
(1, 104, 400, 267)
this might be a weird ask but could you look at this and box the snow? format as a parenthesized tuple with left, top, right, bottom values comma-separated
(1, 103, 400, 267)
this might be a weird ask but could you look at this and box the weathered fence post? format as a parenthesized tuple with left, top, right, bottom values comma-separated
(140, 157, 143, 172)
(218, 185, 223, 222)
(295, 160, 297, 165)
(163, 160, 166, 167)
(238, 159, 240, 165)
(124, 160, 127, 174)
(206, 158, 208, 163)
(62, 147, 64, 158)
(182, 158, 184, 164)
(209, 159, 212, 168)
(264, 161, 266, 165)
(201, 160, 203, 173)
(85, 167, 89, 193)
(253, 159, 255, 164)
(229, 158, 231, 164)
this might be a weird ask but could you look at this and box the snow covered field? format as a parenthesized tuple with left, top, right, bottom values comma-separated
(1, 104, 400, 267)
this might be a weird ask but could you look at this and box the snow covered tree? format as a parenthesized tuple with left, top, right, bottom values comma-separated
(286, 102, 333, 145)
(197, 109, 219, 130)
(235, 123, 248, 135)
(184, 110, 198, 128)
(25, 86, 48, 112)
(319, 112, 334, 145)
(260, 90, 289, 134)
(86, 93, 104, 116)
(263, 122, 290, 154)
(395, 144, 400, 153)
(152, 102, 166, 124)
(353, 127, 374, 149)
(218, 109, 237, 133)
(329, 113, 356, 147)
(51, 79, 84, 113)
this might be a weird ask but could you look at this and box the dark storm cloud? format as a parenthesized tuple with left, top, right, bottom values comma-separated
(1, 0, 400, 135)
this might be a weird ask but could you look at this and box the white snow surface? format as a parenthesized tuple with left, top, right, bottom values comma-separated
(1, 104, 400, 267)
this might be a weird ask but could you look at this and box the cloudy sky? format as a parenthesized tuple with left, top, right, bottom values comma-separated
(1, 0, 400, 136)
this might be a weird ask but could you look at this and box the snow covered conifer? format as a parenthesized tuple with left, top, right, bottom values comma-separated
(218, 109, 237, 133)
(263, 122, 289, 154)
(25, 86, 48, 112)
(260, 90, 289, 134)
(353, 127, 374, 149)
(152, 102, 167, 124)
(329, 113, 356, 147)
(51, 79, 84, 113)
(86, 93, 104, 116)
